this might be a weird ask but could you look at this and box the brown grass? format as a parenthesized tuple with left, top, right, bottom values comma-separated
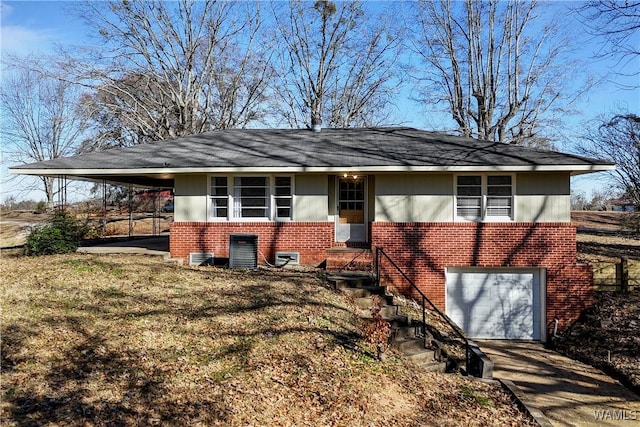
(1, 254, 533, 426)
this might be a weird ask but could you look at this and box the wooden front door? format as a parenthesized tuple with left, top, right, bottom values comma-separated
(336, 176, 367, 242)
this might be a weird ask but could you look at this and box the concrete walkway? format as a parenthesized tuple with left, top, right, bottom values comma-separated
(77, 236, 170, 257)
(478, 340, 640, 427)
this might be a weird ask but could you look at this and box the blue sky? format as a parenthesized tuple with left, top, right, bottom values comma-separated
(1, 0, 639, 202)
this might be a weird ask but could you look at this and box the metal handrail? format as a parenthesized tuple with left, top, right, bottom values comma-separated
(374, 246, 470, 374)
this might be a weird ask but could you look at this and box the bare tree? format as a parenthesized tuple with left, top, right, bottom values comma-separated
(269, 0, 401, 128)
(581, 113, 640, 208)
(409, 0, 586, 147)
(63, 0, 272, 147)
(1, 67, 90, 209)
(575, 0, 640, 80)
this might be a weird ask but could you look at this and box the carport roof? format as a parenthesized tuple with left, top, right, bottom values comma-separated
(10, 127, 614, 187)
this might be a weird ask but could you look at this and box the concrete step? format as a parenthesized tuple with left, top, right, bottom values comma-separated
(391, 325, 419, 341)
(342, 286, 389, 299)
(405, 348, 437, 365)
(415, 361, 447, 373)
(391, 337, 427, 354)
(328, 277, 376, 290)
(362, 312, 411, 327)
(379, 305, 400, 318)
(385, 314, 411, 328)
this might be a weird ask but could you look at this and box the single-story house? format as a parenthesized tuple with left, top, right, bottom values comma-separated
(10, 127, 615, 341)
(608, 197, 637, 212)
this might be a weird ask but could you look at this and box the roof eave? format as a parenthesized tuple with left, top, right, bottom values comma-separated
(9, 164, 615, 176)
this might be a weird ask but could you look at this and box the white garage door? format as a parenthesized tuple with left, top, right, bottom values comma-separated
(445, 268, 544, 340)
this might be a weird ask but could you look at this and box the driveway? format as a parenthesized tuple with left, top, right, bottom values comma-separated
(478, 340, 640, 427)
(77, 236, 170, 257)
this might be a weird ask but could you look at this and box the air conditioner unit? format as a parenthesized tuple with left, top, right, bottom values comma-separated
(189, 252, 214, 266)
(275, 251, 300, 267)
(229, 234, 258, 269)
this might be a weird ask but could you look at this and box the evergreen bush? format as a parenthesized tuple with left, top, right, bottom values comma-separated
(26, 212, 89, 256)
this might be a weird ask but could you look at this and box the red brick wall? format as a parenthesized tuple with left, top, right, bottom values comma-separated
(371, 222, 593, 333)
(170, 222, 334, 266)
(170, 220, 593, 335)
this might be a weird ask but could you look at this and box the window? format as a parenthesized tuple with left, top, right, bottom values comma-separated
(234, 176, 269, 218)
(456, 176, 482, 219)
(211, 177, 228, 219)
(274, 176, 292, 220)
(210, 176, 293, 221)
(456, 175, 513, 221)
(486, 176, 512, 217)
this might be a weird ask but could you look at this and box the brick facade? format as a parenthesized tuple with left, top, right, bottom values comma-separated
(170, 220, 593, 335)
(170, 222, 334, 266)
(371, 222, 593, 333)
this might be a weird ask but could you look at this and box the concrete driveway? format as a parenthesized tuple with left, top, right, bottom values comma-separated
(478, 340, 640, 427)
(78, 236, 170, 257)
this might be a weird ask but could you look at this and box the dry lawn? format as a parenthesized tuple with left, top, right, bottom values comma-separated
(0, 254, 532, 426)
(554, 290, 640, 395)
(572, 211, 640, 289)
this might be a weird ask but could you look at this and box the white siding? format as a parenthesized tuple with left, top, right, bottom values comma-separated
(294, 174, 328, 221)
(375, 174, 452, 222)
(174, 175, 208, 221)
(516, 173, 571, 222)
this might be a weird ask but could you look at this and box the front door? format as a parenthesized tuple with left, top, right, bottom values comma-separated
(336, 176, 367, 242)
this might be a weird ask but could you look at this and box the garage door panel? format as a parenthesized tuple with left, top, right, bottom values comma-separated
(446, 268, 542, 340)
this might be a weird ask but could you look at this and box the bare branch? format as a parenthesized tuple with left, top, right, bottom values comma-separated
(269, 0, 402, 128)
(409, 0, 588, 147)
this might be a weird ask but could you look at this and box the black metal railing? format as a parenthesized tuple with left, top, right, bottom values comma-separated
(374, 246, 470, 374)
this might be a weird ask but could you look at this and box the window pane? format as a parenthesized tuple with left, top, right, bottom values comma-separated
(457, 197, 482, 218)
(457, 175, 482, 199)
(275, 198, 291, 208)
(488, 186, 511, 196)
(215, 207, 228, 217)
(243, 208, 267, 217)
(487, 197, 511, 217)
(458, 176, 481, 186)
(458, 186, 482, 196)
(277, 207, 291, 217)
(212, 198, 228, 209)
(241, 176, 268, 187)
(212, 177, 227, 187)
(275, 187, 291, 196)
(275, 176, 291, 187)
(241, 187, 267, 197)
(243, 197, 267, 207)
(488, 176, 511, 186)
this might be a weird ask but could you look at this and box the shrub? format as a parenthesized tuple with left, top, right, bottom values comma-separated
(362, 295, 391, 361)
(26, 212, 89, 256)
(35, 201, 47, 214)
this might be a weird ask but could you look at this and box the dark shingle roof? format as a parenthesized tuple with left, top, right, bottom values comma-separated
(10, 128, 613, 186)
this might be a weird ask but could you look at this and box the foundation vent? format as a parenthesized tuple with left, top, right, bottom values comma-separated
(275, 251, 300, 267)
(189, 252, 214, 266)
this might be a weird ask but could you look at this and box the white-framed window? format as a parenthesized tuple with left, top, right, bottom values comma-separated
(210, 177, 229, 219)
(455, 174, 513, 221)
(273, 176, 292, 220)
(209, 175, 293, 221)
(234, 176, 270, 219)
